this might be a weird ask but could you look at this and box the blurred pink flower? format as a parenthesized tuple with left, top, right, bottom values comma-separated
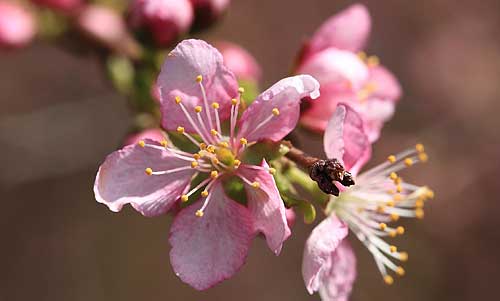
(190, 0, 229, 28)
(297, 3, 401, 142)
(31, 0, 83, 13)
(0, 1, 36, 49)
(124, 128, 165, 145)
(215, 41, 262, 82)
(129, 0, 193, 47)
(303, 104, 433, 298)
(94, 39, 320, 290)
(77, 4, 141, 58)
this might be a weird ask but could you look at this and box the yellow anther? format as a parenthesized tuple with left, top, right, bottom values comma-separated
(268, 168, 276, 175)
(415, 199, 424, 208)
(272, 108, 280, 116)
(240, 138, 248, 145)
(238, 87, 245, 94)
(425, 188, 435, 199)
(145, 168, 153, 176)
(419, 152, 429, 162)
(212, 158, 220, 165)
(404, 158, 413, 167)
(390, 245, 398, 253)
(386, 200, 395, 207)
(206, 145, 215, 153)
(390, 172, 398, 180)
(218, 141, 229, 148)
(415, 208, 425, 219)
(251, 181, 260, 189)
(367, 55, 380, 67)
(389, 230, 397, 238)
(193, 154, 201, 160)
(357, 51, 367, 61)
(199, 143, 207, 150)
(396, 226, 405, 235)
(175, 96, 182, 104)
(390, 213, 400, 222)
(384, 275, 394, 285)
(211, 102, 220, 109)
(393, 194, 402, 202)
(194, 106, 203, 113)
(138, 140, 146, 148)
(416, 143, 425, 152)
(395, 177, 403, 185)
(210, 170, 218, 179)
(191, 161, 199, 168)
(387, 189, 395, 194)
(177, 126, 185, 134)
(231, 98, 238, 105)
(396, 184, 403, 193)
(196, 75, 203, 83)
(376, 205, 385, 213)
(379, 223, 387, 230)
(195, 210, 204, 217)
(396, 266, 406, 277)
(210, 129, 219, 136)
(181, 195, 189, 202)
(201, 190, 209, 197)
(365, 82, 377, 93)
(233, 159, 241, 167)
(160, 140, 168, 147)
(388, 155, 396, 163)
(399, 252, 409, 262)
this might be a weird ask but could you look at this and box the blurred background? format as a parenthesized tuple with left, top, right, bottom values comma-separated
(1, 0, 500, 300)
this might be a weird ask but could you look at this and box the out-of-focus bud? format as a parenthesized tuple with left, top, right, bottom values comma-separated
(190, 0, 229, 30)
(124, 128, 165, 146)
(77, 5, 141, 59)
(285, 208, 296, 229)
(129, 0, 193, 47)
(215, 41, 261, 82)
(0, 2, 36, 49)
(31, 0, 83, 14)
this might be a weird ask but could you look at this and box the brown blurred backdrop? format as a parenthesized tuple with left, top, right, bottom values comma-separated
(2, 0, 500, 300)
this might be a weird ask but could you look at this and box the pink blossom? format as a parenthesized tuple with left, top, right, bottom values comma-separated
(302, 104, 434, 298)
(297, 3, 401, 142)
(0, 1, 36, 49)
(215, 41, 262, 82)
(77, 4, 141, 58)
(124, 128, 165, 145)
(31, 0, 83, 13)
(94, 39, 320, 290)
(129, 0, 193, 47)
(190, 0, 229, 28)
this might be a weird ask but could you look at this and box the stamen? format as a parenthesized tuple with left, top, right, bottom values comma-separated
(251, 182, 260, 189)
(196, 76, 214, 131)
(367, 55, 380, 67)
(138, 140, 146, 148)
(212, 102, 222, 134)
(145, 168, 153, 176)
(174, 97, 211, 143)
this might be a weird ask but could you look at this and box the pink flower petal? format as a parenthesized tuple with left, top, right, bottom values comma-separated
(307, 4, 371, 56)
(94, 139, 195, 216)
(298, 48, 369, 91)
(237, 75, 320, 143)
(318, 240, 357, 301)
(124, 128, 165, 146)
(369, 65, 402, 101)
(324, 104, 371, 175)
(169, 181, 253, 290)
(158, 39, 238, 132)
(349, 98, 395, 143)
(237, 161, 291, 255)
(302, 213, 348, 294)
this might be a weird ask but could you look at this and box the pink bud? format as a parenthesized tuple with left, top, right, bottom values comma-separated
(124, 128, 165, 146)
(0, 2, 36, 49)
(215, 41, 261, 82)
(77, 5, 141, 59)
(31, 0, 83, 13)
(129, 0, 193, 47)
(285, 208, 296, 229)
(190, 0, 230, 29)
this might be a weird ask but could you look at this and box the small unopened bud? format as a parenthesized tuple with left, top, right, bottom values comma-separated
(309, 159, 354, 196)
(189, 0, 230, 30)
(129, 0, 193, 47)
(0, 2, 36, 49)
(215, 41, 261, 82)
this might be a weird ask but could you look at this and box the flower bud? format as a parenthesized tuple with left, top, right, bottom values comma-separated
(190, 0, 230, 29)
(129, 0, 193, 47)
(31, 0, 83, 14)
(215, 41, 261, 82)
(124, 128, 165, 146)
(0, 2, 36, 49)
(77, 5, 141, 59)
